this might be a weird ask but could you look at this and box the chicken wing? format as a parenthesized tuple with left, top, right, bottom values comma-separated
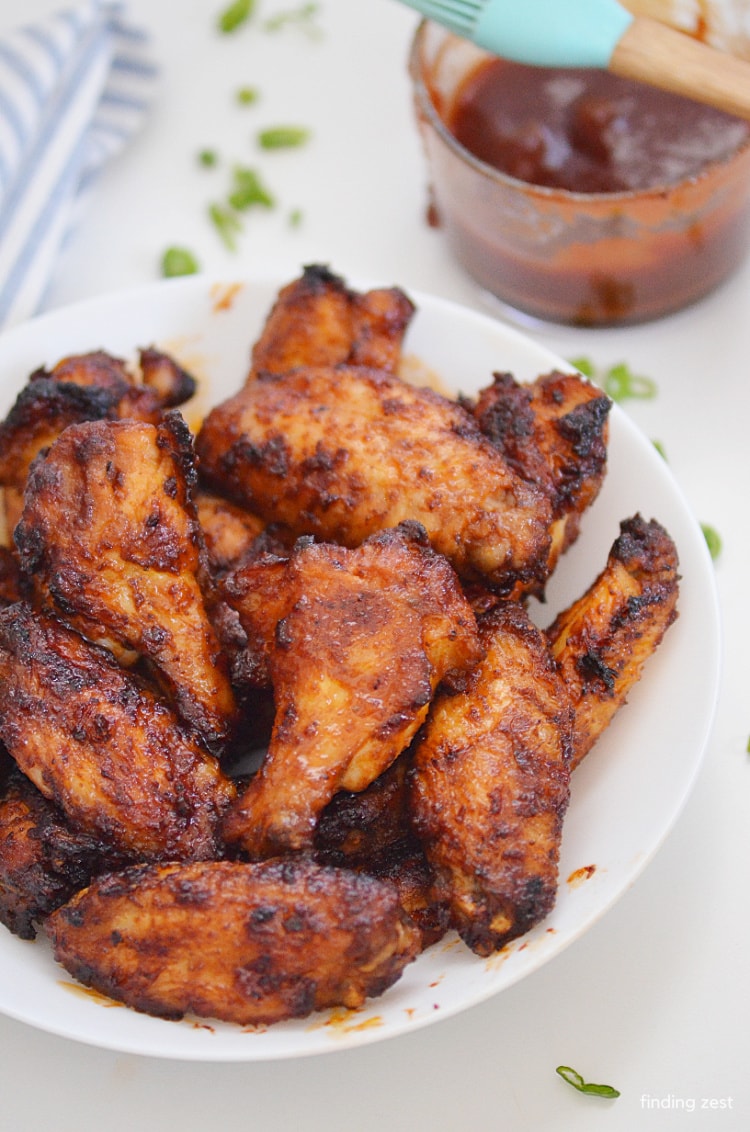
(0, 769, 117, 939)
(15, 413, 236, 750)
(222, 524, 483, 858)
(32, 347, 196, 414)
(314, 752, 449, 948)
(546, 514, 680, 768)
(0, 603, 236, 861)
(471, 370, 611, 570)
(364, 836, 450, 949)
(194, 489, 268, 575)
(196, 364, 553, 596)
(409, 602, 572, 956)
(219, 544, 299, 690)
(314, 751, 412, 866)
(0, 349, 196, 538)
(248, 263, 414, 378)
(46, 857, 421, 1024)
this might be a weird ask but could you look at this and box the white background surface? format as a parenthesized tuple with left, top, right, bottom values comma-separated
(0, 0, 748, 1128)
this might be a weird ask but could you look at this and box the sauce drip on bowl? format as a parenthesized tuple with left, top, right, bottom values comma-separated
(448, 60, 750, 194)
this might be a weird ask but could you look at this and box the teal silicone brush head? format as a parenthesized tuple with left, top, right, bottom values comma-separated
(399, 0, 634, 68)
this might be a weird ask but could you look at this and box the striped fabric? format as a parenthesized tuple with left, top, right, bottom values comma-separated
(0, 1, 158, 329)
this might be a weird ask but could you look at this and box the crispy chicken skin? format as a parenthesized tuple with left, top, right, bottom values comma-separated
(15, 414, 236, 750)
(220, 549, 291, 689)
(471, 370, 611, 569)
(364, 837, 450, 949)
(314, 752, 412, 866)
(0, 770, 118, 940)
(314, 754, 449, 948)
(0, 603, 236, 861)
(196, 364, 553, 596)
(0, 349, 196, 538)
(46, 857, 422, 1024)
(348, 284, 417, 373)
(32, 347, 196, 413)
(194, 489, 268, 574)
(409, 603, 572, 956)
(0, 546, 21, 605)
(248, 263, 414, 378)
(222, 525, 483, 858)
(0, 380, 122, 540)
(546, 514, 680, 769)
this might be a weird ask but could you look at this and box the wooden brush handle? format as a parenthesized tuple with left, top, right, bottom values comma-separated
(610, 16, 750, 120)
(618, 0, 693, 28)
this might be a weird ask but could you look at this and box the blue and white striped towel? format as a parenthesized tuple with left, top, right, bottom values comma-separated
(0, 0, 158, 329)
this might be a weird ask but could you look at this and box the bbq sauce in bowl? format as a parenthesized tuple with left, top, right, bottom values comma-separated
(411, 22, 750, 326)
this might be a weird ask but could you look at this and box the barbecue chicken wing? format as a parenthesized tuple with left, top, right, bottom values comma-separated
(248, 263, 415, 379)
(222, 524, 483, 858)
(0, 769, 118, 939)
(46, 857, 421, 1024)
(314, 753, 449, 948)
(194, 489, 267, 574)
(0, 349, 195, 539)
(546, 514, 680, 768)
(471, 370, 611, 572)
(314, 751, 412, 866)
(220, 550, 290, 690)
(409, 602, 572, 956)
(15, 413, 236, 750)
(196, 364, 553, 596)
(0, 603, 236, 861)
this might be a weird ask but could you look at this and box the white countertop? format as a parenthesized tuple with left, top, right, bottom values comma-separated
(0, 1, 748, 1128)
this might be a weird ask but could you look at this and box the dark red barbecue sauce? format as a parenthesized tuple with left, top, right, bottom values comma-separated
(448, 60, 750, 194)
(420, 56, 750, 324)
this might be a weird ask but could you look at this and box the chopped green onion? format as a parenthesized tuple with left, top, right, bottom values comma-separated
(228, 166, 275, 210)
(161, 247, 200, 278)
(217, 0, 255, 33)
(288, 207, 303, 227)
(236, 86, 259, 105)
(602, 362, 658, 403)
(746, 735, 750, 754)
(701, 523, 722, 560)
(257, 125, 310, 150)
(263, 3, 321, 34)
(208, 202, 243, 251)
(569, 356, 595, 379)
(652, 439, 667, 460)
(556, 1066, 620, 1099)
(198, 149, 219, 168)
(568, 357, 658, 402)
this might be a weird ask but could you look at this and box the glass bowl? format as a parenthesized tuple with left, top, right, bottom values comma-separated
(409, 19, 750, 327)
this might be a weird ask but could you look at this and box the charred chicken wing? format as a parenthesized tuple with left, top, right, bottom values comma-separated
(0, 769, 118, 940)
(196, 364, 553, 596)
(0, 603, 236, 861)
(46, 857, 421, 1024)
(15, 413, 236, 750)
(222, 524, 482, 858)
(0, 349, 195, 538)
(409, 602, 573, 956)
(248, 263, 414, 379)
(471, 369, 611, 570)
(546, 514, 680, 768)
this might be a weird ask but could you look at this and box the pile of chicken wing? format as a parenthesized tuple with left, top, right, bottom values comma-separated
(0, 265, 680, 1027)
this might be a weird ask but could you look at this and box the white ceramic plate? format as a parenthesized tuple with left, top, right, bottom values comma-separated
(0, 275, 720, 1061)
